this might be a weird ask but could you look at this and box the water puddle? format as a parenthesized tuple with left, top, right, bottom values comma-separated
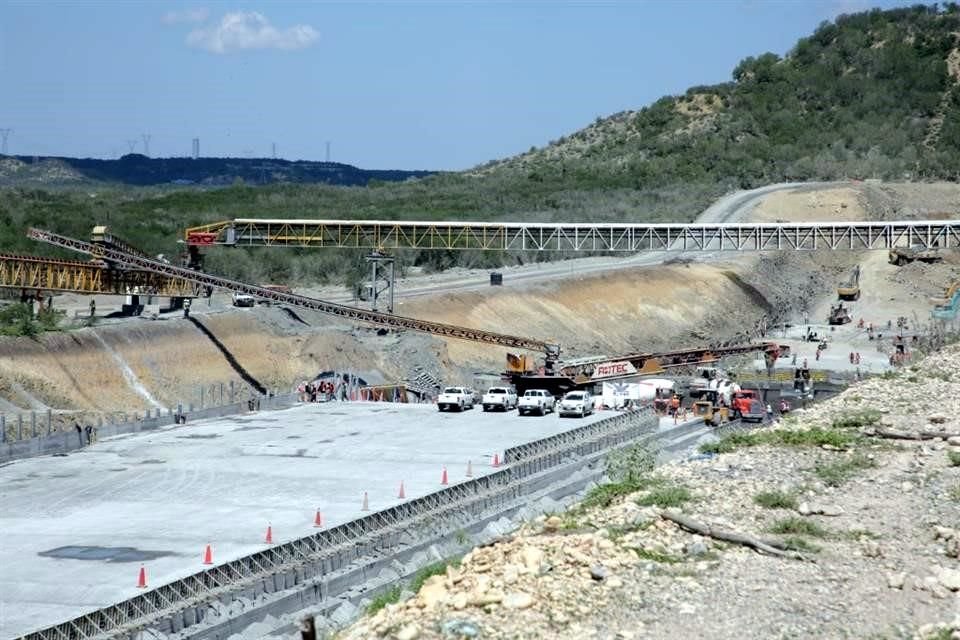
(39, 545, 174, 562)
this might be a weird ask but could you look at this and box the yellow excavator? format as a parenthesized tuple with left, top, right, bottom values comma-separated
(837, 265, 861, 301)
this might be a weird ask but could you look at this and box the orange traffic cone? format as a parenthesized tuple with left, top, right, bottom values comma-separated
(441, 467, 448, 485)
(202, 543, 213, 565)
(398, 481, 406, 499)
(466, 460, 473, 478)
(362, 491, 369, 511)
(313, 509, 323, 528)
(492, 453, 501, 468)
(264, 524, 273, 544)
(137, 565, 147, 588)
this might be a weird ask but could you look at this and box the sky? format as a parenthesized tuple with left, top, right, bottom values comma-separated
(0, 0, 912, 170)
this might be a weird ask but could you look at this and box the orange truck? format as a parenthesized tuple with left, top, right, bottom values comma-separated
(732, 390, 765, 422)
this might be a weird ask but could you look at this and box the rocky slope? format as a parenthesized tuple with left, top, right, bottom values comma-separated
(337, 343, 960, 640)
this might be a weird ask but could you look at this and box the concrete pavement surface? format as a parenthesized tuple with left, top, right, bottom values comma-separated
(0, 400, 629, 638)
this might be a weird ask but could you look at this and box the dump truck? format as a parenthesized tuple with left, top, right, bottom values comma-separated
(837, 265, 861, 301)
(889, 246, 942, 266)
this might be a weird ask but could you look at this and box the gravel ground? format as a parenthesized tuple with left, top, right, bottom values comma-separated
(336, 343, 960, 640)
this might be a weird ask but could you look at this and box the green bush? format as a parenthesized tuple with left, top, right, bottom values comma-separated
(768, 517, 830, 538)
(814, 453, 876, 487)
(366, 585, 402, 615)
(831, 410, 881, 430)
(700, 427, 856, 454)
(635, 485, 692, 508)
(753, 490, 798, 510)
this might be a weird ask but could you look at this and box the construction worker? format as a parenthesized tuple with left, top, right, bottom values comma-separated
(670, 395, 680, 423)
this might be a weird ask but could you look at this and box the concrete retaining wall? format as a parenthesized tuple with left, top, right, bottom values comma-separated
(0, 393, 298, 464)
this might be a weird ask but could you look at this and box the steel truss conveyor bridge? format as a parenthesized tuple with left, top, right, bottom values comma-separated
(184, 218, 960, 252)
(0, 253, 200, 297)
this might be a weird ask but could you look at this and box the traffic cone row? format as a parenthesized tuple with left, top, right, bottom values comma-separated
(135, 454, 502, 588)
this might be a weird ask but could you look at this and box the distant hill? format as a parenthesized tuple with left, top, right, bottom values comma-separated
(475, 4, 960, 187)
(0, 154, 435, 187)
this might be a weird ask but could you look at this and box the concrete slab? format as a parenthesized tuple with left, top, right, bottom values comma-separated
(0, 401, 614, 638)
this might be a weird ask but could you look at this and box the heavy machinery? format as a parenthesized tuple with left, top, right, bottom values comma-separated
(504, 343, 781, 397)
(932, 281, 960, 320)
(828, 302, 852, 325)
(837, 265, 861, 301)
(889, 245, 942, 266)
(691, 389, 728, 427)
(29, 227, 782, 397)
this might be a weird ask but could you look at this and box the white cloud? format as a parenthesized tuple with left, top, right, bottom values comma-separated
(162, 8, 209, 25)
(186, 11, 318, 54)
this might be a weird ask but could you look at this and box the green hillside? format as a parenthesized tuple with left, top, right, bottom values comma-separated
(3, 4, 959, 287)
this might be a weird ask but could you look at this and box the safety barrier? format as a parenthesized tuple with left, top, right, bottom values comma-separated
(18, 407, 659, 640)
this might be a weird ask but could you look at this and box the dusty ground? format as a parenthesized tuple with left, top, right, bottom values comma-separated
(337, 343, 960, 640)
(1, 182, 957, 431)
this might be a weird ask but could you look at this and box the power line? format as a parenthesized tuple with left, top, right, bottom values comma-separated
(0, 129, 11, 155)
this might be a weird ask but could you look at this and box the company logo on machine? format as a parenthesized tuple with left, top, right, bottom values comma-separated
(591, 361, 637, 379)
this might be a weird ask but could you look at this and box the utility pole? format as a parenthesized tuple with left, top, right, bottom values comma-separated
(0, 129, 11, 155)
(141, 133, 151, 157)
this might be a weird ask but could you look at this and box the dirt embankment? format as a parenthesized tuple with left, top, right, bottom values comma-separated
(1, 182, 957, 415)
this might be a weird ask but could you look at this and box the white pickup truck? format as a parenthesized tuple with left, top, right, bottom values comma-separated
(517, 389, 555, 416)
(482, 387, 517, 412)
(232, 292, 256, 307)
(558, 390, 594, 418)
(437, 386, 474, 412)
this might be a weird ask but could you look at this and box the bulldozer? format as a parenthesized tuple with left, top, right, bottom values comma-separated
(837, 265, 861, 301)
(828, 302, 852, 325)
(691, 389, 728, 427)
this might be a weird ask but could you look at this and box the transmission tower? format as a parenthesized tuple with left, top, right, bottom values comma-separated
(272, 142, 277, 159)
(325, 141, 331, 163)
(0, 129, 11, 155)
(192, 138, 199, 159)
(126, 139, 138, 154)
(141, 133, 151, 157)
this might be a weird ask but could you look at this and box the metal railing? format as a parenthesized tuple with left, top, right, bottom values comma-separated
(17, 408, 659, 640)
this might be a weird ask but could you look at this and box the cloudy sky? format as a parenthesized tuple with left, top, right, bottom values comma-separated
(1, 0, 909, 170)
